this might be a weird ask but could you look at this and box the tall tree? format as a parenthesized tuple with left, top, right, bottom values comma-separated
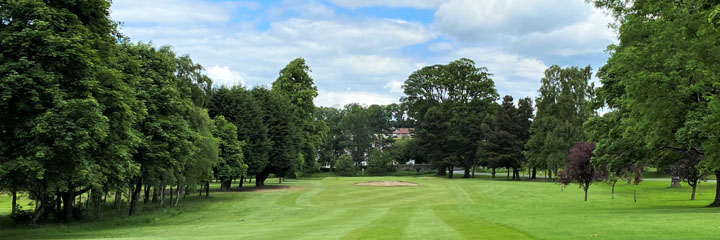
(0, 0, 140, 222)
(272, 58, 327, 173)
(525, 65, 594, 179)
(591, 0, 720, 206)
(251, 87, 298, 186)
(208, 87, 270, 186)
(402, 58, 497, 177)
(213, 116, 246, 192)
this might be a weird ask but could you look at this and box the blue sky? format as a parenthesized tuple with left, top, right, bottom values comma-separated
(110, 0, 616, 107)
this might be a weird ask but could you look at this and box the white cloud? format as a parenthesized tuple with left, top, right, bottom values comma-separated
(449, 48, 548, 98)
(110, 0, 250, 24)
(268, 0, 336, 19)
(316, 90, 400, 107)
(329, 0, 447, 9)
(434, 0, 590, 40)
(384, 80, 405, 94)
(206, 66, 246, 87)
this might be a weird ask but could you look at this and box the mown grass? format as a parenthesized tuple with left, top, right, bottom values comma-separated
(1, 175, 719, 239)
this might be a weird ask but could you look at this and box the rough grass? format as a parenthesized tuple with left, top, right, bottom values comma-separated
(1, 175, 719, 239)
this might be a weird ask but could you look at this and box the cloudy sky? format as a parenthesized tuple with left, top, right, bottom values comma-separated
(110, 0, 617, 107)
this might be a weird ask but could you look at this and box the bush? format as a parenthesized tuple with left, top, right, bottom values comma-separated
(10, 206, 33, 225)
(336, 155, 356, 176)
(367, 149, 395, 175)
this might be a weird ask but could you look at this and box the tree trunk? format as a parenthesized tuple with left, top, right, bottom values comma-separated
(56, 192, 61, 212)
(143, 184, 150, 204)
(152, 186, 158, 203)
(448, 167, 454, 179)
(161, 185, 166, 206)
(691, 184, 697, 200)
(174, 184, 183, 207)
(11, 191, 17, 216)
(205, 182, 210, 198)
(239, 176, 245, 188)
(129, 177, 142, 216)
(584, 188, 588, 201)
(256, 173, 268, 187)
(471, 165, 476, 178)
(463, 168, 471, 178)
(62, 191, 74, 222)
(670, 175, 681, 188)
(169, 185, 173, 204)
(548, 169, 553, 180)
(531, 167, 537, 179)
(30, 200, 44, 225)
(506, 168, 510, 179)
(491, 168, 496, 178)
(709, 170, 720, 207)
(114, 191, 122, 209)
(437, 167, 446, 176)
(611, 181, 616, 200)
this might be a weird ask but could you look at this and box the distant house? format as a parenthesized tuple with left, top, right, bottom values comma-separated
(391, 128, 414, 139)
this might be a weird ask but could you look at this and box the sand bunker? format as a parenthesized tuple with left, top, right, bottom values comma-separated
(354, 181, 419, 187)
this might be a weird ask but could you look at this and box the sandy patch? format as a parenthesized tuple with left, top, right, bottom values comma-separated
(354, 181, 419, 187)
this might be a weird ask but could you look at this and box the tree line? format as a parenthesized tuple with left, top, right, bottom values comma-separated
(0, 0, 325, 224)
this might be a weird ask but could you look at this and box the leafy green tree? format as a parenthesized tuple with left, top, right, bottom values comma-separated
(336, 155, 356, 176)
(315, 107, 347, 170)
(340, 104, 375, 166)
(0, 0, 140, 222)
(415, 106, 455, 177)
(478, 96, 523, 179)
(366, 149, 395, 175)
(591, 0, 720, 206)
(272, 58, 327, 173)
(209, 87, 270, 187)
(251, 87, 299, 186)
(213, 116, 246, 192)
(402, 59, 497, 177)
(524, 65, 594, 179)
(128, 44, 196, 215)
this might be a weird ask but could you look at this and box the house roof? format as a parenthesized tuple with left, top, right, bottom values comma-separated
(392, 128, 413, 135)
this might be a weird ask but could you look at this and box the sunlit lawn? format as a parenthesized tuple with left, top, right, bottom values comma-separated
(1, 175, 719, 239)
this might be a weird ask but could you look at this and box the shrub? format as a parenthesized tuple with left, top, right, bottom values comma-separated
(336, 155, 356, 176)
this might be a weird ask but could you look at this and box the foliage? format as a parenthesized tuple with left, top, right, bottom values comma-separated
(335, 155, 356, 176)
(524, 65, 594, 178)
(366, 149, 395, 175)
(402, 59, 498, 177)
(558, 142, 603, 201)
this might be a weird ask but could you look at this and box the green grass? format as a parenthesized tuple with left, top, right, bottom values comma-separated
(1, 176, 719, 239)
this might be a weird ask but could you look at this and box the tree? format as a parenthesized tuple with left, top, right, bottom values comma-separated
(0, 0, 140, 222)
(315, 107, 347, 170)
(128, 44, 197, 215)
(209, 87, 270, 187)
(414, 106, 453, 177)
(272, 58, 326, 173)
(558, 142, 602, 201)
(366, 149, 395, 175)
(591, 0, 720, 206)
(339, 104, 375, 166)
(402, 58, 497, 177)
(336, 155, 356, 176)
(525, 65, 594, 179)
(251, 87, 298, 186)
(213, 116, 246, 192)
(478, 96, 524, 179)
(517, 98, 534, 178)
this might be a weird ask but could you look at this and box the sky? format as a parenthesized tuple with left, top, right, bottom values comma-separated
(109, 0, 617, 108)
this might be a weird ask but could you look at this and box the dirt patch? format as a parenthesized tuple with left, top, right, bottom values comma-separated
(354, 181, 419, 187)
